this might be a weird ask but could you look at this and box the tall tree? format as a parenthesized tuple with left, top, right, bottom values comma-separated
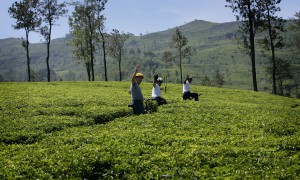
(86, 0, 95, 81)
(257, 0, 285, 94)
(170, 28, 192, 84)
(226, 0, 262, 91)
(8, 0, 41, 82)
(98, 24, 108, 81)
(68, 24, 92, 81)
(94, 0, 108, 81)
(107, 29, 129, 81)
(39, 0, 67, 82)
(69, 0, 107, 81)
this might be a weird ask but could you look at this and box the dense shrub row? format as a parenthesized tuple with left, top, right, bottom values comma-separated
(0, 82, 133, 144)
(0, 82, 299, 179)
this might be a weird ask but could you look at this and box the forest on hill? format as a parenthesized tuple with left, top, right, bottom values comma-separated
(0, 19, 299, 96)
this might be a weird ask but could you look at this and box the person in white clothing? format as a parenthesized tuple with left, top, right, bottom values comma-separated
(151, 74, 167, 105)
(183, 76, 199, 101)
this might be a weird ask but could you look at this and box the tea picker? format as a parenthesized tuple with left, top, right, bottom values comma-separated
(182, 76, 200, 101)
(128, 64, 145, 115)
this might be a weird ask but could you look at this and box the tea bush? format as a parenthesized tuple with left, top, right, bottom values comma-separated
(0, 82, 299, 179)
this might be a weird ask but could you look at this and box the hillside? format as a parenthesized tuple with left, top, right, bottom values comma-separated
(0, 20, 299, 93)
(0, 82, 299, 178)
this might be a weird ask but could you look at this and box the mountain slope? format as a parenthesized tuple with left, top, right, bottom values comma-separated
(0, 20, 298, 94)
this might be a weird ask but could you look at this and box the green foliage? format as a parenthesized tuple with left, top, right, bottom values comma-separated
(144, 99, 158, 113)
(8, 0, 41, 31)
(0, 82, 299, 179)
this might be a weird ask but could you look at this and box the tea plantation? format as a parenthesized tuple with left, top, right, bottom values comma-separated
(0, 82, 299, 179)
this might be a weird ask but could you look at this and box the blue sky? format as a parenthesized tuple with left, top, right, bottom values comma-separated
(1, 0, 299, 43)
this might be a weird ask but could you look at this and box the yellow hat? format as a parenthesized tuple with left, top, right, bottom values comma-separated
(136, 73, 144, 78)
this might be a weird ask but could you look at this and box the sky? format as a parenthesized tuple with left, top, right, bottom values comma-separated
(1, 0, 299, 43)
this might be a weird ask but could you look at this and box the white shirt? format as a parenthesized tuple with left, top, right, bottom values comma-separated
(152, 84, 161, 98)
(183, 81, 190, 93)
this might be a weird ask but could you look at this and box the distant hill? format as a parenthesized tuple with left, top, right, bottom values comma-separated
(0, 19, 299, 94)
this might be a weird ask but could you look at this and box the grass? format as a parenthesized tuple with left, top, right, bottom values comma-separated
(0, 81, 299, 179)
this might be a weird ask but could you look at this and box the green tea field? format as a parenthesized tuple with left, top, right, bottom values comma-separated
(0, 82, 299, 179)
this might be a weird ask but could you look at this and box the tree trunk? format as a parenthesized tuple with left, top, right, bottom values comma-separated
(86, 62, 91, 81)
(179, 48, 183, 84)
(118, 50, 122, 81)
(87, 15, 94, 81)
(89, 37, 94, 81)
(247, 1, 258, 91)
(25, 30, 31, 82)
(46, 24, 52, 82)
(46, 41, 50, 82)
(266, 2, 277, 94)
(100, 31, 107, 81)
